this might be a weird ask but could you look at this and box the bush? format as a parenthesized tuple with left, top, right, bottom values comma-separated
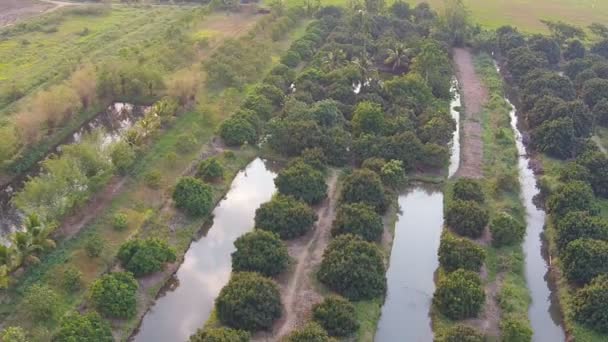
(312, 295, 359, 337)
(438, 324, 483, 342)
(85, 234, 105, 258)
(176, 133, 198, 153)
(110, 141, 136, 174)
(117, 238, 177, 277)
(433, 269, 485, 320)
(173, 177, 213, 217)
(562, 239, 608, 284)
(573, 274, 608, 332)
(215, 272, 282, 331)
(555, 211, 608, 250)
(0, 327, 27, 342)
(331, 203, 383, 242)
(275, 161, 327, 204)
(143, 170, 162, 189)
(61, 266, 82, 293)
(89, 272, 138, 319)
(547, 181, 595, 218)
(452, 178, 485, 203)
(445, 200, 489, 239)
(189, 327, 250, 342)
(501, 317, 532, 342)
(219, 116, 256, 146)
(55, 312, 113, 342)
(318, 234, 386, 300)
(197, 157, 225, 182)
(284, 323, 331, 342)
(231, 230, 289, 276)
(340, 169, 387, 213)
(113, 212, 128, 230)
(255, 194, 317, 239)
(438, 231, 486, 273)
(489, 212, 525, 247)
(380, 159, 407, 188)
(22, 284, 60, 321)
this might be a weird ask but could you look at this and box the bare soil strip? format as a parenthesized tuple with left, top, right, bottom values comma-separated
(255, 171, 339, 341)
(453, 47, 487, 179)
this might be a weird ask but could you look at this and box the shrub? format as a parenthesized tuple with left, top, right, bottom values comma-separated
(274, 161, 327, 204)
(438, 324, 484, 342)
(433, 269, 485, 320)
(340, 169, 387, 213)
(555, 211, 608, 250)
(445, 200, 489, 239)
(173, 177, 213, 217)
(562, 239, 608, 284)
(55, 312, 113, 342)
(110, 141, 135, 174)
(197, 157, 225, 182)
(215, 272, 282, 331)
(546, 181, 595, 218)
(22, 284, 60, 321)
(573, 274, 608, 332)
(438, 231, 486, 272)
(285, 323, 332, 342)
(312, 295, 359, 337)
(331, 203, 383, 242)
(255, 194, 317, 239)
(452, 178, 485, 203)
(113, 212, 128, 230)
(85, 234, 105, 258)
(117, 238, 177, 277)
(501, 317, 532, 342)
(231, 230, 289, 276)
(176, 133, 198, 153)
(189, 327, 250, 342)
(0, 327, 27, 342)
(219, 116, 256, 146)
(144, 170, 162, 189)
(61, 266, 82, 293)
(380, 159, 407, 188)
(489, 212, 526, 247)
(89, 272, 138, 319)
(318, 234, 386, 300)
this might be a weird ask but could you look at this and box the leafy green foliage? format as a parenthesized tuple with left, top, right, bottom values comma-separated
(312, 295, 359, 337)
(318, 234, 386, 300)
(22, 284, 60, 321)
(231, 231, 289, 277)
(85, 234, 105, 258)
(219, 116, 257, 146)
(531, 118, 576, 159)
(352, 101, 385, 136)
(189, 327, 250, 342)
(110, 140, 136, 175)
(500, 317, 533, 342)
(380, 159, 407, 188)
(284, 323, 332, 342)
(452, 178, 485, 203)
(555, 211, 608, 250)
(546, 181, 594, 218)
(197, 157, 225, 182)
(172, 177, 213, 217)
(89, 272, 138, 319)
(340, 169, 387, 213)
(216, 272, 282, 331)
(55, 311, 113, 342)
(275, 161, 327, 204)
(0, 327, 27, 342)
(61, 266, 82, 293)
(445, 200, 489, 239)
(255, 194, 317, 240)
(331, 203, 383, 242)
(117, 238, 177, 277)
(438, 324, 483, 342)
(112, 212, 128, 231)
(573, 274, 608, 332)
(490, 212, 526, 247)
(438, 231, 485, 272)
(562, 239, 608, 284)
(433, 269, 485, 320)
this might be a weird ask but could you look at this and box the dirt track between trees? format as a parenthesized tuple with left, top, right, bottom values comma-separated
(453, 47, 487, 179)
(254, 171, 339, 341)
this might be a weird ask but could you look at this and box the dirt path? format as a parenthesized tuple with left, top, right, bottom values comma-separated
(0, 0, 83, 27)
(255, 171, 339, 341)
(453, 48, 487, 179)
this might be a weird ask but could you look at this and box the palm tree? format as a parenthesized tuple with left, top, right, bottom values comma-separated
(384, 43, 410, 73)
(321, 49, 347, 71)
(10, 214, 56, 267)
(351, 52, 378, 86)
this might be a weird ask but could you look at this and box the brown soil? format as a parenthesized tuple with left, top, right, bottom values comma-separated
(254, 171, 339, 341)
(0, 0, 82, 27)
(453, 47, 487, 179)
(465, 266, 503, 338)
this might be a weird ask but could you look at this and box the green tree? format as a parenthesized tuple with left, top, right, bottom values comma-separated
(490, 212, 526, 247)
(351, 101, 385, 136)
(22, 284, 60, 321)
(312, 295, 359, 337)
(285, 323, 332, 342)
(501, 317, 533, 342)
(332, 203, 383, 242)
(113, 212, 128, 230)
(438, 324, 483, 342)
(445, 200, 489, 239)
(197, 157, 225, 182)
(216, 272, 282, 331)
(275, 161, 327, 204)
(531, 118, 576, 159)
(89, 272, 138, 319)
(318, 234, 386, 300)
(452, 178, 485, 203)
(117, 238, 177, 277)
(438, 231, 485, 272)
(0, 327, 28, 342)
(577, 151, 608, 198)
(380, 159, 407, 188)
(582, 78, 608, 108)
(61, 266, 82, 293)
(573, 274, 608, 332)
(384, 43, 410, 72)
(255, 194, 317, 239)
(411, 40, 452, 98)
(439, 0, 472, 46)
(172, 177, 213, 217)
(546, 181, 594, 218)
(562, 239, 608, 284)
(110, 140, 135, 174)
(54, 312, 113, 342)
(528, 34, 561, 65)
(189, 327, 250, 342)
(218, 116, 256, 146)
(433, 269, 485, 320)
(564, 39, 586, 60)
(231, 231, 289, 276)
(340, 169, 387, 213)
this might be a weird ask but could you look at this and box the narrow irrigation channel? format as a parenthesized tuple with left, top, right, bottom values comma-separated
(375, 87, 461, 341)
(132, 158, 277, 342)
(506, 97, 565, 342)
